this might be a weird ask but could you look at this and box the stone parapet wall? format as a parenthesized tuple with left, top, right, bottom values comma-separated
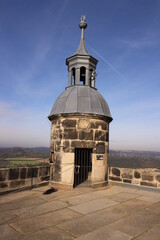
(109, 167, 160, 188)
(0, 166, 50, 193)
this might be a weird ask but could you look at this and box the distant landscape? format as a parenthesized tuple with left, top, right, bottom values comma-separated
(109, 150, 160, 169)
(0, 147, 160, 169)
(0, 147, 50, 159)
(0, 147, 50, 168)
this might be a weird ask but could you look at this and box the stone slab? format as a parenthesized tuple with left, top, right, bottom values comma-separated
(0, 211, 20, 225)
(76, 225, 132, 240)
(135, 190, 160, 197)
(109, 208, 160, 237)
(0, 190, 38, 204)
(57, 207, 121, 237)
(122, 198, 152, 211)
(31, 186, 50, 192)
(20, 226, 75, 240)
(146, 201, 160, 214)
(19, 200, 67, 219)
(11, 206, 35, 216)
(0, 224, 21, 240)
(61, 191, 102, 206)
(96, 186, 125, 197)
(107, 192, 142, 203)
(111, 185, 138, 193)
(104, 201, 140, 218)
(0, 196, 45, 213)
(134, 223, 160, 240)
(69, 198, 118, 215)
(11, 208, 82, 234)
(137, 195, 160, 203)
(38, 189, 91, 202)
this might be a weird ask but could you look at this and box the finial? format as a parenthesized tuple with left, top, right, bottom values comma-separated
(79, 15, 87, 29)
(79, 15, 87, 39)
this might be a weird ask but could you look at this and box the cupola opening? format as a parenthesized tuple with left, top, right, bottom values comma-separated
(71, 68, 75, 85)
(80, 66, 86, 85)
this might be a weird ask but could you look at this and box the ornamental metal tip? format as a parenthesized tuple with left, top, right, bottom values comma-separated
(79, 15, 87, 30)
(81, 15, 86, 21)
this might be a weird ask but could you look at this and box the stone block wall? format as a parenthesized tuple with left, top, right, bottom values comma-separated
(50, 115, 109, 154)
(50, 114, 110, 188)
(0, 166, 50, 193)
(109, 167, 160, 188)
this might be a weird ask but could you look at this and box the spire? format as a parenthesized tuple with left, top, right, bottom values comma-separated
(66, 16, 98, 88)
(74, 16, 89, 56)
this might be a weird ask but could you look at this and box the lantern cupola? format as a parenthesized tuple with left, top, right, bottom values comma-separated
(66, 16, 98, 88)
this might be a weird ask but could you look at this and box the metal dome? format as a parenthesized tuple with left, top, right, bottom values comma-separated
(48, 85, 112, 120)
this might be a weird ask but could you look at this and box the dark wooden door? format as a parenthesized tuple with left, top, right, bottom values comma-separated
(74, 148, 92, 187)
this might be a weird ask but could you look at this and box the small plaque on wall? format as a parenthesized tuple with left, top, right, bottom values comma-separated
(97, 155, 103, 160)
(96, 143, 105, 154)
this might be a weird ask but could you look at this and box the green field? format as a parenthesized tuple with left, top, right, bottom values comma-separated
(0, 157, 48, 168)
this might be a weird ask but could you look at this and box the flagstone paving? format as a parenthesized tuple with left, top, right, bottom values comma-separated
(0, 185, 159, 240)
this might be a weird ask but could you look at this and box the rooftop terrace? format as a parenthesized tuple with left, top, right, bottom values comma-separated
(0, 184, 160, 240)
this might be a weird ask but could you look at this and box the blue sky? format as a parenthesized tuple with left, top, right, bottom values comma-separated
(0, 0, 160, 151)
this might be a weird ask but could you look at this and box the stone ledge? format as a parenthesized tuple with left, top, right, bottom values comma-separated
(0, 181, 49, 196)
(140, 181, 157, 187)
(109, 180, 160, 192)
(50, 181, 73, 190)
(0, 166, 50, 193)
(93, 181, 108, 188)
(109, 167, 160, 189)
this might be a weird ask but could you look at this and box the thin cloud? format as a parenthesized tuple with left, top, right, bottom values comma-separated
(89, 46, 127, 81)
(0, 100, 48, 122)
(0, 101, 14, 118)
(121, 39, 158, 49)
(122, 98, 160, 111)
(0, 100, 50, 147)
(119, 30, 159, 49)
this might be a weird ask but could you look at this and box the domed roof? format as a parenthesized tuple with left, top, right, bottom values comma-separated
(48, 85, 112, 120)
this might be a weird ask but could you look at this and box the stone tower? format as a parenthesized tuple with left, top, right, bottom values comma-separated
(48, 16, 112, 189)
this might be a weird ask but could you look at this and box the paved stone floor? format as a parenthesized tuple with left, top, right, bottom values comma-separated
(0, 184, 160, 240)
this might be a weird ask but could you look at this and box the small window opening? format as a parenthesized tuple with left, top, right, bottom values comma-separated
(80, 67, 86, 85)
(72, 68, 75, 85)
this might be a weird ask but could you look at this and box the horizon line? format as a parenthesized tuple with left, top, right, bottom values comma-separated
(0, 146, 160, 153)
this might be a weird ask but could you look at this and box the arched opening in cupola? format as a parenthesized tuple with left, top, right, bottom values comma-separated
(71, 68, 75, 85)
(80, 67, 86, 85)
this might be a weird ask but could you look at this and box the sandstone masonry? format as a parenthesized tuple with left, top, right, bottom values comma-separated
(50, 115, 110, 189)
(109, 167, 160, 188)
(0, 166, 50, 194)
